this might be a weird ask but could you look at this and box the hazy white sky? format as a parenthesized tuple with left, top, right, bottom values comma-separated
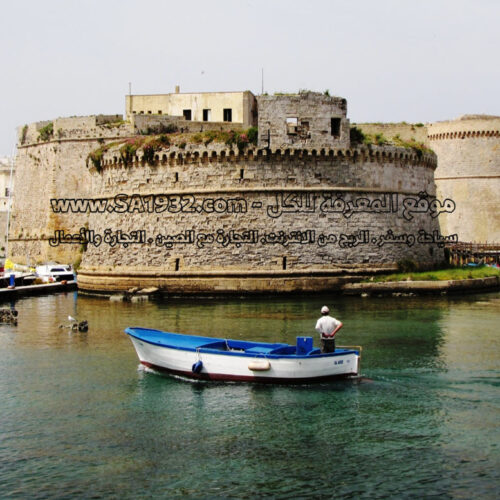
(1, 0, 498, 155)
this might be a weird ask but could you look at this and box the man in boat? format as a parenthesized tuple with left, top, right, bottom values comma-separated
(315, 306, 343, 353)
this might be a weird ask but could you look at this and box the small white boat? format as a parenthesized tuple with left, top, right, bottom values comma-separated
(36, 264, 75, 283)
(125, 327, 361, 383)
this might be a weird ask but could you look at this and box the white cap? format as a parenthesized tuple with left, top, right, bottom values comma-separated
(321, 306, 329, 314)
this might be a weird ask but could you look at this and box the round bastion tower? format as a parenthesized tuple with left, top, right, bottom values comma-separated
(11, 92, 446, 294)
(427, 115, 500, 243)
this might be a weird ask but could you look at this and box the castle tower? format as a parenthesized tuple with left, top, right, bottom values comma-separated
(427, 116, 500, 243)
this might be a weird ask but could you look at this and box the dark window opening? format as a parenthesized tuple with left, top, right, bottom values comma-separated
(282, 257, 287, 270)
(175, 258, 180, 271)
(148, 110, 152, 114)
(158, 110, 162, 114)
(331, 118, 341, 137)
(174, 172, 179, 182)
(223, 108, 232, 122)
(203, 109, 211, 121)
(183, 109, 192, 120)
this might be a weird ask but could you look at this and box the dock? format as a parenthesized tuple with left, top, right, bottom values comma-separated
(0, 280, 77, 301)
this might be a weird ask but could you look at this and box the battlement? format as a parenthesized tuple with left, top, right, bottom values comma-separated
(427, 115, 500, 140)
(96, 143, 436, 170)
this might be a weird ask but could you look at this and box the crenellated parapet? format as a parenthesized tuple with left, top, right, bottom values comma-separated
(96, 144, 437, 170)
(428, 130, 499, 140)
(72, 138, 444, 294)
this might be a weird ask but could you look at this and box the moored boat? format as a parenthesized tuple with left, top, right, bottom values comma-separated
(36, 263, 75, 283)
(125, 327, 361, 383)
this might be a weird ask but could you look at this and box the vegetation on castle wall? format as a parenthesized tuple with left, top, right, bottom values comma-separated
(187, 127, 258, 148)
(102, 119, 127, 129)
(87, 141, 120, 172)
(350, 126, 432, 155)
(38, 122, 54, 142)
(392, 135, 433, 157)
(247, 127, 258, 146)
(21, 125, 28, 145)
(350, 126, 366, 144)
(140, 123, 178, 136)
(86, 126, 258, 172)
(120, 137, 144, 165)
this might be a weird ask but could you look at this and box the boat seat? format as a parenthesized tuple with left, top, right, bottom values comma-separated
(245, 346, 275, 354)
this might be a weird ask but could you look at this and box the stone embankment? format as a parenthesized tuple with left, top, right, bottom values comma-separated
(342, 276, 500, 296)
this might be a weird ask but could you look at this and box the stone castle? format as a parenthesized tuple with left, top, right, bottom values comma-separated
(10, 88, 499, 294)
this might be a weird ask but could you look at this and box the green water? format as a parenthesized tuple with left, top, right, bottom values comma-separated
(0, 292, 499, 499)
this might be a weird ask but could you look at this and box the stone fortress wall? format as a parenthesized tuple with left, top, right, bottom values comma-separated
(75, 142, 440, 293)
(10, 115, 134, 265)
(356, 116, 500, 244)
(12, 91, 498, 294)
(427, 115, 500, 243)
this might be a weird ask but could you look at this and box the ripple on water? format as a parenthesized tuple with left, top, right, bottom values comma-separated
(0, 291, 499, 498)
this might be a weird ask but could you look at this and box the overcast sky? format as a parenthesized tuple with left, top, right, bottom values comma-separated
(0, 0, 498, 156)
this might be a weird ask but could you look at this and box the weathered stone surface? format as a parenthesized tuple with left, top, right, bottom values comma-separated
(13, 93, 477, 294)
(257, 92, 349, 149)
(428, 115, 500, 243)
(342, 276, 500, 295)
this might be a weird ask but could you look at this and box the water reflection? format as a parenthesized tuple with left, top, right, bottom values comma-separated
(0, 291, 498, 498)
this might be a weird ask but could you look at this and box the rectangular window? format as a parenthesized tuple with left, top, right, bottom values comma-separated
(331, 118, 341, 137)
(183, 109, 192, 120)
(203, 109, 211, 121)
(158, 110, 162, 114)
(223, 108, 232, 122)
(286, 117, 298, 135)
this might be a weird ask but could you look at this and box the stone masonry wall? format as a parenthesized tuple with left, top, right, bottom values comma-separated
(354, 122, 428, 144)
(257, 93, 349, 149)
(12, 112, 450, 294)
(74, 144, 443, 293)
(427, 116, 500, 242)
(10, 116, 134, 265)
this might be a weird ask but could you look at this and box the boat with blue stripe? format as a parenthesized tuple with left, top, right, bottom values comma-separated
(125, 327, 361, 383)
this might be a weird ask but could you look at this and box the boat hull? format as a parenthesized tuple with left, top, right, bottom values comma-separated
(126, 328, 360, 384)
